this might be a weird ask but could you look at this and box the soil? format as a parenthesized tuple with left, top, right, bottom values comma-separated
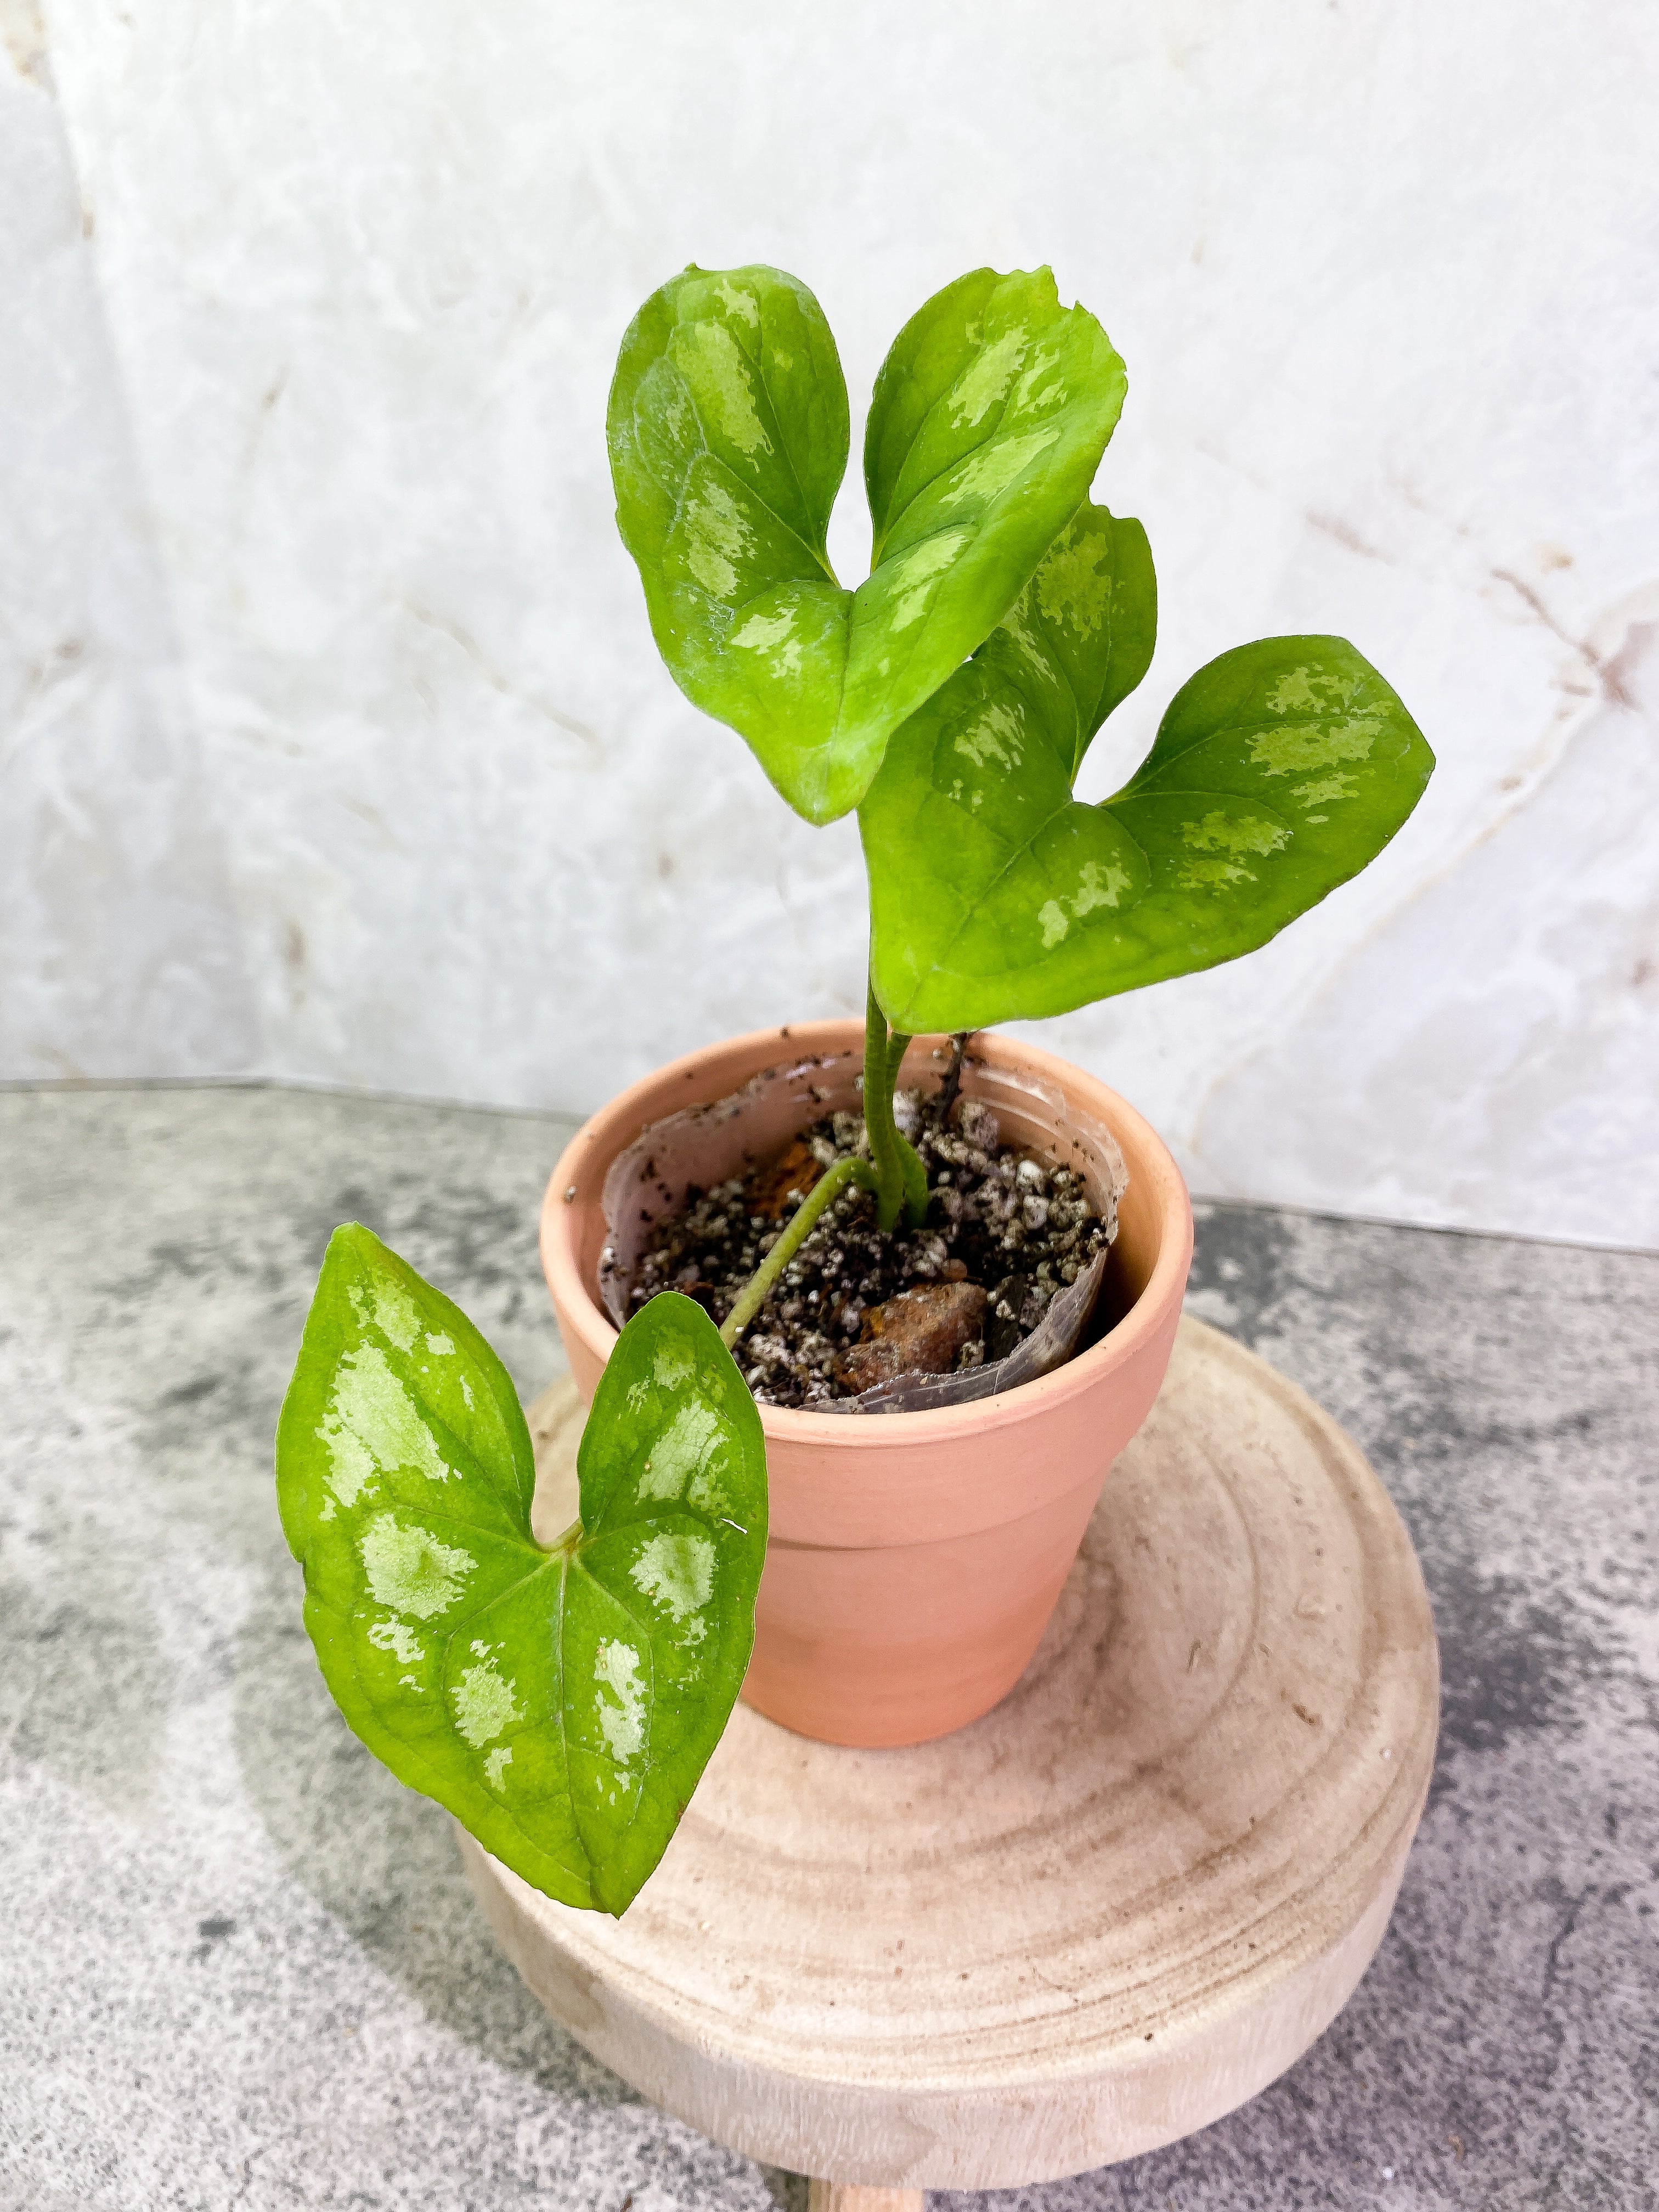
(624, 1083, 1113, 1407)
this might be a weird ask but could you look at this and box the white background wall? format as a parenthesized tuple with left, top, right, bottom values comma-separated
(3, 1, 1656, 1245)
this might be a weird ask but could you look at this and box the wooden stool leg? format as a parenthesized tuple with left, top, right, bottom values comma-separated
(806, 2184, 924, 2212)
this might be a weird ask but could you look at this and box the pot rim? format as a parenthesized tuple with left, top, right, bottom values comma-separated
(542, 1020, 1192, 1445)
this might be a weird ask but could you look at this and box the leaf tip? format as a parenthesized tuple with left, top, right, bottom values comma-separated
(323, 1218, 379, 1266)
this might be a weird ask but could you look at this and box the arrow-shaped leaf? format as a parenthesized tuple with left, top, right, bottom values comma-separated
(275, 1229, 766, 1916)
(608, 263, 1127, 825)
(862, 599, 1434, 1032)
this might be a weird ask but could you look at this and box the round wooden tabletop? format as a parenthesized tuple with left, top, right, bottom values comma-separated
(461, 1315, 1439, 2195)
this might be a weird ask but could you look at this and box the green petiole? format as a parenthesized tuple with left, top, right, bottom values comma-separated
(719, 1154, 879, 1350)
(863, 981, 930, 1235)
(720, 981, 933, 1351)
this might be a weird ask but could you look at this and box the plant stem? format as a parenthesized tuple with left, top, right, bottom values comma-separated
(864, 980, 930, 1234)
(717, 987, 932, 1352)
(718, 1155, 877, 1350)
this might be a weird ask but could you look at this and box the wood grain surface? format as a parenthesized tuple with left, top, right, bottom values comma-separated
(806, 2186, 922, 2212)
(462, 1315, 1439, 2191)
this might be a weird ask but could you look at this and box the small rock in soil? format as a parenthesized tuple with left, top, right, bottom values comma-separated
(833, 1281, 990, 1395)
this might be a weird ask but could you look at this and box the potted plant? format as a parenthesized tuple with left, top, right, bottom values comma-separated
(277, 261, 1432, 1922)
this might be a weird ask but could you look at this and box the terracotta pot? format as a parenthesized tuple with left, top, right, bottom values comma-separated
(541, 1022, 1193, 1748)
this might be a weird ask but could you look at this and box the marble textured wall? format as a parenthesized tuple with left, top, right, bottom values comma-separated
(0, 12, 254, 1078)
(4, 2, 1656, 1245)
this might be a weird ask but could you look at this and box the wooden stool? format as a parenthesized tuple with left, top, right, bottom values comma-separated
(461, 1316, 1438, 2200)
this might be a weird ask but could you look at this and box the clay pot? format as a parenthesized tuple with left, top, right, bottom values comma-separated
(541, 1022, 1193, 1748)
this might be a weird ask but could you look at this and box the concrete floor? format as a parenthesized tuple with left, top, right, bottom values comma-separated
(1, 1084, 1655, 2211)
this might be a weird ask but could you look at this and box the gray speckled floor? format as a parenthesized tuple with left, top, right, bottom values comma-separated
(1, 1085, 1655, 2212)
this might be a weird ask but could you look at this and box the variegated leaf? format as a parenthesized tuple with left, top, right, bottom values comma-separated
(276, 1232, 766, 1917)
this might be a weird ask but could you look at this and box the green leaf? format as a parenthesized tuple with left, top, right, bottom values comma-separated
(608, 263, 1127, 825)
(275, 1230, 766, 1917)
(862, 265, 1128, 630)
(608, 263, 854, 823)
(973, 500, 1156, 778)
(862, 630, 1434, 1033)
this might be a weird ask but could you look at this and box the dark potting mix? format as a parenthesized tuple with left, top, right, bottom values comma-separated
(624, 1086, 1114, 1408)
